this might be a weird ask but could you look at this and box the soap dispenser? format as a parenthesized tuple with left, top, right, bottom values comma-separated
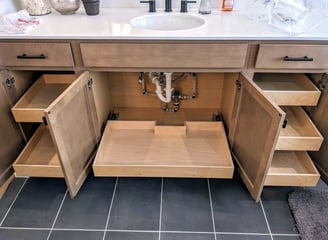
(199, 0, 211, 14)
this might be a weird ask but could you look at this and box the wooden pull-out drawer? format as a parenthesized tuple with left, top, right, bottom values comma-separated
(264, 151, 320, 186)
(0, 43, 74, 68)
(255, 44, 328, 70)
(13, 125, 64, 178)
(276, 107, 323, 151)
(11, 74, 76, 122)
(93, 120, 234, 178)
(80, 43, 248, 69)
(254, 73, 321, 106)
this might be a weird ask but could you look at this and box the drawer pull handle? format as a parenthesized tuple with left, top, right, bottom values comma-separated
(283, 56, 313, 62)
(17, 53, 46, 59)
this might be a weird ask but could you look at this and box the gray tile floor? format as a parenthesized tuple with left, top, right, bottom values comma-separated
(0, 175, 327, 240)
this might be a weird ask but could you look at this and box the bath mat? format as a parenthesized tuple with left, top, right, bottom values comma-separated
(288, 189, 328, 240)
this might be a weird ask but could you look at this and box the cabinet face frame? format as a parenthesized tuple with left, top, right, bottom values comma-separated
(229, 72, 285, 202)
(309, 74, 328, 183)
(44, 71, 99, 198)
(0, 70, 25, 196)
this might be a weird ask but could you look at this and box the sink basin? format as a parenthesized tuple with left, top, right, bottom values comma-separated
(130, 13, 205, 31)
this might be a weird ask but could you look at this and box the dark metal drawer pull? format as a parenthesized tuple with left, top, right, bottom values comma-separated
(283, 56, 313, 62)
(17, 53, 46, 59)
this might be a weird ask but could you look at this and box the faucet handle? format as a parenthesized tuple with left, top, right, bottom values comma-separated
(140, 0, 156, 12)
(181, 0, 197, 13)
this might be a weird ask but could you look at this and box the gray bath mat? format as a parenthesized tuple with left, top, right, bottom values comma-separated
(288, 189, 328, 240)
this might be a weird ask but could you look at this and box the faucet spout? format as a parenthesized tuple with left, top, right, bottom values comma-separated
(165, 0, 172, 12)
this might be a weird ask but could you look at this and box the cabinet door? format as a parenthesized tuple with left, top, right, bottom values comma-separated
(0, 70, 25, 197)
(44, 71, 98, 198)
(309, 75, 328, 183)
(229, 73, 285, 202)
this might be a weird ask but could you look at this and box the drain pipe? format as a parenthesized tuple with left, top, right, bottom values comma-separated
(151, 72, 173, 103)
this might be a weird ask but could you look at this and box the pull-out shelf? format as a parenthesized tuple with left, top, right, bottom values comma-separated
(277, 107, 323, 151)
(11, 74, 76, 122)
(254, 73, 321, 106)
(93, 120, 234, 178)
(13, 125, 63, 178)
(265, 151, 320, 186)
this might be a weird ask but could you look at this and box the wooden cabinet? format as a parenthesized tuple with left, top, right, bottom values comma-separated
(10, 71, 109, 198)
(80, 42, 248, 70)
(0, 43, 74, 68)
(255, 44, 328, 70)
(1, 40, 327, 201)
(0, 70, 35, 198)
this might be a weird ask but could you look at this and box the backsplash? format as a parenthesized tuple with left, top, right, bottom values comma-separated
(7, 0, 246, 14)
(101, 0, 246, 10)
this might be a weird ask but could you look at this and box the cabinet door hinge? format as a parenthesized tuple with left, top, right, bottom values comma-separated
(87, 78, 93, 89)
(235, 79, 241, 90)
(5, 77, 15, 89)
(316, 81, 326, 92)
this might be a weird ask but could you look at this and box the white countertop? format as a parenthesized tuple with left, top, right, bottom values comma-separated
(1, 7, 328, 41)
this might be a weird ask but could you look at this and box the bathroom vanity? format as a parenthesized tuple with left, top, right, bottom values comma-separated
(0, 8, 327, 201)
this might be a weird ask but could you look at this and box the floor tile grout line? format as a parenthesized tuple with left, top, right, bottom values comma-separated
(0, 225, 298, 236)
(0, 177, 28, 226)
(46, 189, 68, 240)
(207, 179, 217, 240)
(102, 177, 118, 240)
(260, 198, 274, 240)
(159, 177, 163, 240)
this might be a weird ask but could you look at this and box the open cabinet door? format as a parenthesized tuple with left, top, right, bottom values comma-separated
(229, 73, 285, 202)
(45, 71, 98, 198)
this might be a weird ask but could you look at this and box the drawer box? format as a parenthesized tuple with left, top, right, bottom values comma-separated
(13, 125, 64, 178)
(276, 107, 323, 151)
(254, 73, 321, 106)
(93, 121, 234, 178)
(255, 44, 328, 70)
(0, 43, 74, 68)
(11, 74, 76, 122)
(264, 151, 320, 186)
(80, 43, 248, 69)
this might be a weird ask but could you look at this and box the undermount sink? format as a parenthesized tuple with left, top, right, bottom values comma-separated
(130, 13, 205, 31)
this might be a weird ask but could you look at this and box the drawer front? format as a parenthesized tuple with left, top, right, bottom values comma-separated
(80, 43, 248, 69)
(255, 44, 328, 70)
(0, 43, 74, 68)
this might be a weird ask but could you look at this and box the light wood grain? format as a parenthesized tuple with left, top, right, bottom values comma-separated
(254, 73, 321, 106)
(107, 72, 223, 109)
(229, 73, 284, 202)
(45, 71, 98, 198)
(11, 74, 76, 122)
(277, 107, 323, 151)
(255, 44, 328, 69)
(93, 121, 234, 178)
(13, 125, 64, 177)
(264, 151, 320, 186)
(80, 43, 248, 69)
(0, 42, 74, 68)
(113, 107, 220, 125)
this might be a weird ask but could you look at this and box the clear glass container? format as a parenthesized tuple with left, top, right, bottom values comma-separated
(50, 0, 81, 15)
(199, 0, 211, 14)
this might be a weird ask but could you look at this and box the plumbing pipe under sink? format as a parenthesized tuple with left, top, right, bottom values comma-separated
(150, 72, 173, 103)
